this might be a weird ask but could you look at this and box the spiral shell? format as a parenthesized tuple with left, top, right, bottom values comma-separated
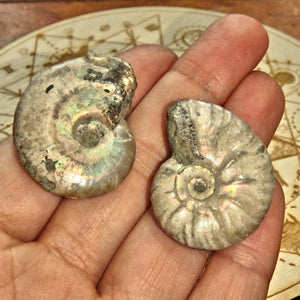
(13, 56, 137, 198)
(151, 99, 274, 250)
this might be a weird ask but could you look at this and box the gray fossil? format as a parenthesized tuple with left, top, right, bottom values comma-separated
(151, 99, 274, 250)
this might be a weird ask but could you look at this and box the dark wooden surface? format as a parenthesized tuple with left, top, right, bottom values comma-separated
(0, 0, 300, 49)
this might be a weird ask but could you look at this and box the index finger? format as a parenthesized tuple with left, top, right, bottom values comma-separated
(129, 14, 269, 155)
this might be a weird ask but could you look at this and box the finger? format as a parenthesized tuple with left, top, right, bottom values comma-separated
(0, 44, 177, 244)
(187, 71, 284, 300)
(188, 182, 284, 300)
(128, 14, 269, 163)
(119, 44, 178, 112)
(152, 13, 269, 105)
(0, 136, 60, 244)
(224, 70, 285, 145)
(98, 70, 284, 297)
(99, 212, 211, 299)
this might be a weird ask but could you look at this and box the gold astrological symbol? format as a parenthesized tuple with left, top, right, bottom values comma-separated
(0, 65, 15, 74)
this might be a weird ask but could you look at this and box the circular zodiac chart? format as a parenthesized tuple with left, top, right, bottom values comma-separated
(0, 7, 299, 299)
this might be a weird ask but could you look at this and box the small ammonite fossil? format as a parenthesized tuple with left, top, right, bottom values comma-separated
(151, 99, 274, 250)
(13, 56, 137, 198)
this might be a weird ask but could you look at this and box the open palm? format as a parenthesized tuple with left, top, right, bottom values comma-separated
(0, 15, 284, 300)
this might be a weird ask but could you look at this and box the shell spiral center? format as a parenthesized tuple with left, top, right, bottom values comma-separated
(177, 165, 215, 202)
(72, 115, 104, 148)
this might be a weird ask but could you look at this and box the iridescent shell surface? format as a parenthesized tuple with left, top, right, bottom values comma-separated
(13, 56, 137, 198)
(151, 99, 274, 250)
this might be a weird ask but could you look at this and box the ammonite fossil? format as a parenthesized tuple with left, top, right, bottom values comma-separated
(151, 99, 274, 250)
(13, 56, 137, 198)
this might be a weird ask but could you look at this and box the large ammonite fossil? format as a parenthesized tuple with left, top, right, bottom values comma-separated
(13, 56, 137, 198)
(151, 99, 274, 250)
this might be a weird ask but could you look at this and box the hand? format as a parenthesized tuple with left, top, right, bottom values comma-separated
(0, 14, 285, 300)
